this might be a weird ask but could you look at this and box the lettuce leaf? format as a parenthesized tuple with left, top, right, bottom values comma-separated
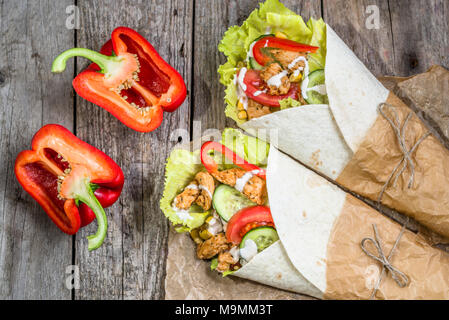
(221, 128, 270, 166)
(279, 97, 303, 110)
(160, 149, 210, 233)
(218, 0, 327, 123)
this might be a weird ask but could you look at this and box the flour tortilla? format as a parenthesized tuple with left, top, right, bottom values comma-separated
(266, 145, 343, 292)
(240, 24, 388, 175)
(170, 140, 322, 298)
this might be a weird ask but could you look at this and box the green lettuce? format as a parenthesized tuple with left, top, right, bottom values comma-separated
(218, 0, 327, 123)
(160, 149, 210, 233)
(221, 128, 270, 166)
(210, 257, 234, 277)
(279, 97, 303, 110)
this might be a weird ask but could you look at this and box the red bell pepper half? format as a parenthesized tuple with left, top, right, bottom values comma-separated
(240, 69, 298, 107)
(252, 36, 319, 66)
(14, 124, 124, 251)
(51, 27, 187, 132)
(200, 141, 266, 180)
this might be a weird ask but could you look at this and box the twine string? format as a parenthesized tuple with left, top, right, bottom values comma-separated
(377, 103, 431, 202)
(361, 219, 410, 300)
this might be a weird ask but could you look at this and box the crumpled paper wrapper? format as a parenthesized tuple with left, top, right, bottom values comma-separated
(325, 194, 449, 300)
(165, 229, 310, 300)
(164, 66, 449, 300)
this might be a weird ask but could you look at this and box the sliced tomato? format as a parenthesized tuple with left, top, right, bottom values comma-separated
(226, 206, 274, 244)
(240, 69, 298, 107)
(252, 36, 319, 66)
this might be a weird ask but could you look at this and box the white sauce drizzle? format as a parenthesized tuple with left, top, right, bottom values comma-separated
(253, 90, 267, 97)
(307, 84, 327, 95)
(266, 70, 288, 88)
(199, 184, 213, 200)
(285, 56, 311, 99)
(185, 184, 198, 190)
(246, 41, 257, 61)
(240, 239, 258, 262)
(171, 198, 193, 221)
(237, 67, 248, 91)
(234, 72, 249, 110)
(229, 246, 240, 262)
(207, 217, 223, 236)
(234, 170, 260, 193)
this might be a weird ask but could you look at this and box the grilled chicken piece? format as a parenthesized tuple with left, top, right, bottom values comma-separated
(196, 233, 230, 260)
(271, 49, 307, 70)
(194, 171, 215, 211)
(212, 168, 267, 205)
(247, 98, 272, 120)
(174, 181, 199, 210)
(216, 251, 238, 272)
(260, 63, 290, 95)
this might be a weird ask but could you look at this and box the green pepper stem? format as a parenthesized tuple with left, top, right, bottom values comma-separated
(52, 48, 122, 74)
(75, 179, 108, 251)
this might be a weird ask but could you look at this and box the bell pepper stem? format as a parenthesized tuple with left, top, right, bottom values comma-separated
(75, 179, 108, 251)
(52, 48, 122, 74)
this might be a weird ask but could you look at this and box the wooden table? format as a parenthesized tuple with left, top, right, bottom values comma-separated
(0, 0, 447, 300)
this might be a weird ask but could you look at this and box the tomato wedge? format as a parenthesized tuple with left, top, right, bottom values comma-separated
(240, 69, 298, 107)
(252, 36, 319, 66)
(226, 206, 274, 244)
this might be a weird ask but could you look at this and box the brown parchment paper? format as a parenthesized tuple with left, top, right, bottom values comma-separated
(325, 194, 449, 300)
(336, 91, 449, 239)
(164, 229, 310, 300)
(164, 69, 449, 300)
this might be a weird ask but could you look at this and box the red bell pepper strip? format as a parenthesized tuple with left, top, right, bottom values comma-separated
(226, 206, 274, 244)
(239, 69, 298, 107)
(14, 124, 124, 251)
(200, 141, 266, 180)
(252, 36, 319, 66)
(51, 26, 187, 132)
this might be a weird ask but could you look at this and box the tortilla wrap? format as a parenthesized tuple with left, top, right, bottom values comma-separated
(161, 136, 321, 299)
(240, 24, 449, 239)
(267, 145, 449, 299)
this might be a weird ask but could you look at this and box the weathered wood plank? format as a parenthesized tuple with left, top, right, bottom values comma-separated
(74, 0, 192, 299)
(323, 0, 395, 76)
(192, 0, 322, 137)
(0, 0, 75, 299)
(388, 0, 449, 76)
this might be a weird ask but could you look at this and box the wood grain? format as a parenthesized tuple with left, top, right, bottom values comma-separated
(0, 0, 448, 300)
(388, 0, 449, 76)
(323, 0, 395, 76)
(74, 0, 192, 299)
(0, 0, 74, 299)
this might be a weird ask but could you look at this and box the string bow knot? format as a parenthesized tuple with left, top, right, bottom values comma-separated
(377, 103, 430, 202)
(361, 221, 410, 299)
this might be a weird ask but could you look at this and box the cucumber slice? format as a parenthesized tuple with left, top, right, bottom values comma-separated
(212, 184, 256, 221)
(248, 57, 263, 70)
(240, 227, 279, 251)
(304, 69, 328, 105)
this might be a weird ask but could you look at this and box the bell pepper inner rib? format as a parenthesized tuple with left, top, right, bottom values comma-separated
(23, 162, 70, 223)
(119, 34, 171, 96)
(74, 178, 108, 251)
(132, 82, 160, 106)
(52, 48, 125, 74)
